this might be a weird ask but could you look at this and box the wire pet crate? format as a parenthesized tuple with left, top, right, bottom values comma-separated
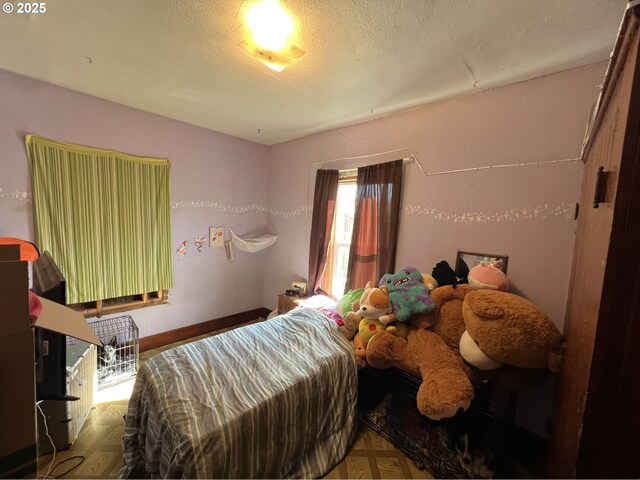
(88, 315, 139, 390)
(358, 368, 517, 479)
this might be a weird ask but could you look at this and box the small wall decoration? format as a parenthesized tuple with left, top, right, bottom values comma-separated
(176, 240, 187, 260)
(194, 236, 206, 252)
(210, 226, 225, 248)
(291, 281, 307, 296)
(0, 188, 31, 202)
(224, 240, 234, 262)
(170, 200, 309, 218)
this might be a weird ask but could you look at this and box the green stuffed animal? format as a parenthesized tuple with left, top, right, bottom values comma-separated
(379, 267, 436, 322)
(336, 288, 364, 318)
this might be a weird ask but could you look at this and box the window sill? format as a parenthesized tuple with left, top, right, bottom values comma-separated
(69, 290, 169, 318)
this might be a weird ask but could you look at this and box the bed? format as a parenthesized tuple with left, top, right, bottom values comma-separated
(119, 307, 358, 479)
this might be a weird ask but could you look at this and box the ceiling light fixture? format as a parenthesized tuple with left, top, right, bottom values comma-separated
(239, 0, 305, 72)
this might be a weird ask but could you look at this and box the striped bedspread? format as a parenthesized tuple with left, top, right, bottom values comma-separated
(120, 308, 358, 479)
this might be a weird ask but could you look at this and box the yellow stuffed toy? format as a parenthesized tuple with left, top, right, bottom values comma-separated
(353, 318, 387, 359)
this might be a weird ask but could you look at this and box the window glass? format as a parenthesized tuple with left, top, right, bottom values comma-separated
(331, 182, 356, 297)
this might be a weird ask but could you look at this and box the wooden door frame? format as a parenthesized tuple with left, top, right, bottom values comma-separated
(549, 4, 640, 477)
(575, 80, 640, 478)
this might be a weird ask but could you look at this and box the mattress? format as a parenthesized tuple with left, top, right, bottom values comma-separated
(119, 308, 358, 478)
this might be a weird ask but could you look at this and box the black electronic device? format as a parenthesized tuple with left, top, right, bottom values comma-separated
(32, 251, 78, 401)
(33, 251, 66, 305)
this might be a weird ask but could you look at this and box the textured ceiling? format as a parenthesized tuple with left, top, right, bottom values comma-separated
(0, 0, 629, 145)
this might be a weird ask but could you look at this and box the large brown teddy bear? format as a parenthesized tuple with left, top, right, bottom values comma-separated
(367, 285, 475, 420)
(366, 285, 562, 420)
(459, 290, 562, 371)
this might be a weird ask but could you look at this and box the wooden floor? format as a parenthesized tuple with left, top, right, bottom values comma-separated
(36, 320, 434, 479)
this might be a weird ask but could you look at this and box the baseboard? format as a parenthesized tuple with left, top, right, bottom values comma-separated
(139, 307, 271, 352)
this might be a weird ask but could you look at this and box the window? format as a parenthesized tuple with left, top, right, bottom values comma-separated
(330, 176, 356, 297)
(308, 159, 403, 299)
(26, 135, 174, 317)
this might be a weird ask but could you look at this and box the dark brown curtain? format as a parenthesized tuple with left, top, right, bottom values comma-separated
(345, 160, 403, 289)
(308, 169, 339, 294)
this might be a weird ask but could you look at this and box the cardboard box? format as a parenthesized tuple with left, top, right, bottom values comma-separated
(0, 247, 36, 476)
(35, 296, 101, 346)
(0, 245, 100, 477)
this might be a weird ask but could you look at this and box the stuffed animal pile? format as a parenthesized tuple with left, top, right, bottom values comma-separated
(337, 264, 563, 421)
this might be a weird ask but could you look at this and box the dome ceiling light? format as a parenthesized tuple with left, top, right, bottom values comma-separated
(239, 0, 305, 72)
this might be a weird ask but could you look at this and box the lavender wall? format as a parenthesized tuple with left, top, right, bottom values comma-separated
(0, 69, 269, 338)
(264, 63, 606, 326)
(0, 63, 607, 436)
(264, 63, 607, 437)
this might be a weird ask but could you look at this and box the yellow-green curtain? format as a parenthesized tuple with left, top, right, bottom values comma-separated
(26, 135, 174, 304)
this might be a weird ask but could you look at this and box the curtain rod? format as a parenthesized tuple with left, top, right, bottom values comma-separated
(308, 147, 426, 174)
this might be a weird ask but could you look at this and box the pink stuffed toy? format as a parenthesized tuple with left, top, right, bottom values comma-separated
(467, 262, 509, 291)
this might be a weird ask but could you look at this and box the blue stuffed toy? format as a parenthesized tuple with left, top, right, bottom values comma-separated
(379, 267, 436, 322)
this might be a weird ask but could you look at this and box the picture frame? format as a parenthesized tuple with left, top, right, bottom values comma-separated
(455, 250, 509, 277)
(291, 281, 307, 296)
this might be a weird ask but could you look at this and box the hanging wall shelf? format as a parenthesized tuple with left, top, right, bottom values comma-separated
(229, 228, 277, 253)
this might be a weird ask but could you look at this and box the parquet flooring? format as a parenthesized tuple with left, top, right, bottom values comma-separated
(36, 320, 434, 479)
(324, 425, 432, 479)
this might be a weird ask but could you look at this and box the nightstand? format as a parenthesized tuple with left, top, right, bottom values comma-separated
(277, 293, 309, 314)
